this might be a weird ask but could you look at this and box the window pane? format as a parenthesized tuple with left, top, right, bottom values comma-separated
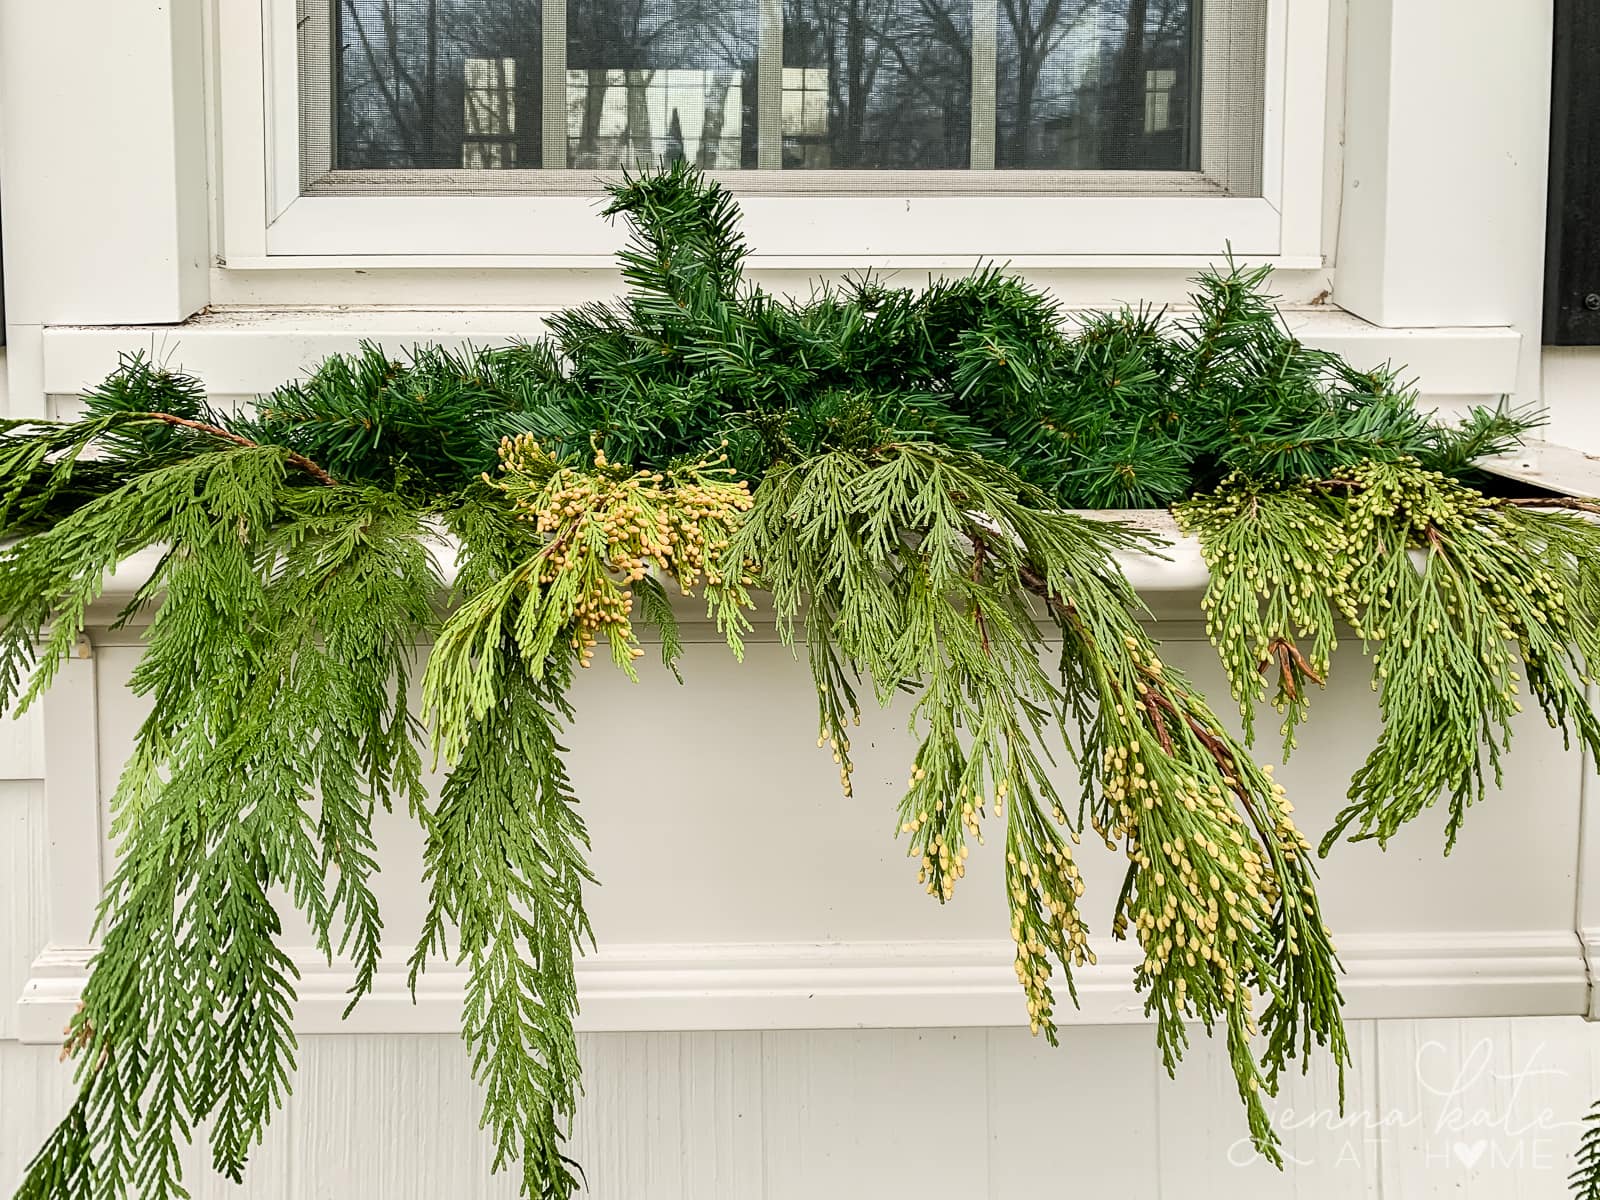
(782, 0, 972, 169)
(566, 0, 757, 168)
(995, 0, 1195, 170)
(319, 0, 1209, 177)
(335, 0, 541, 169)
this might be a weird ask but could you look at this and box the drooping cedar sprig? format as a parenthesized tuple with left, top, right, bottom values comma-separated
(732, 440, 1346, 1164)
(1174, 476, 1348, 753)
(9, 471, 438, 1200)
(1179, 460, 1600, 853)
(422, 435, 754, 762)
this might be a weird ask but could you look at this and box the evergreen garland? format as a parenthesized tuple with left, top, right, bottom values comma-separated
(1, 163, 1596, 1198)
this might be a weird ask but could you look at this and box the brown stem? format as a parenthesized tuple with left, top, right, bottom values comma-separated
(1283, 639, 1325, 686)
(1008, 533, 1291, 865)
(1140, 690, 1174, 754)
(1258, 636, 1324, 702)
(1274, 641, 1299, 702)
(970, 536, 991, 655)
(140, 412, 338, 487)
(1315, 475, 1600, 518)
(1500, 495, 1600, 516)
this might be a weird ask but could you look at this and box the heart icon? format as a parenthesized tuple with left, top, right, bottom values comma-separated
(1452, 1141, 1489, 1169)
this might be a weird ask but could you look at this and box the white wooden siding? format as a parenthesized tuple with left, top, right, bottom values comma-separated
(7, 1021, 1600, 1198)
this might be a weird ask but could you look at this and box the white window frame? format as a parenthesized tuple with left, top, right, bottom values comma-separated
(217, 0, 1328, 268)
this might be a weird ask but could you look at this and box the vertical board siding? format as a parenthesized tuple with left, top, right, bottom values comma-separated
(0, 706, 43, 781)
(1373, 1017, 1595, 1200)
(984, 1024, 1163, 1198)
(0, 779, 46, 1042)
(569, 1032, 764, 1200)
(759, 1029, 992, 1200)
(10, 1022, 1600, 1197)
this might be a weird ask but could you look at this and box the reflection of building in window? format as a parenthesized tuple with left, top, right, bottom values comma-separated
(566, 70, 744, 169)
(463, 57, 518, 168)
(1144, 68, 1176, 133)
(781, 68, 829, 168)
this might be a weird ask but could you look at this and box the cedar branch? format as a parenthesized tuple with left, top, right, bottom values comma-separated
(138, 411, 339, 487)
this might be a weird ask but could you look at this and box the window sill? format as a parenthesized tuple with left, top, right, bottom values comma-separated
(40, 308, 1522, 403)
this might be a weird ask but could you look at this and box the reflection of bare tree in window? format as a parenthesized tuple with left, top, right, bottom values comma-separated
(337, 0, 539, 168)
(994, 0, 1098, 166)
(784, 0, 969, 167)
(696, 73, 734, 167)
(995, 0, 1193, 169)
(1106, 0, 1146, 149)
(329, 0, 1194, 174)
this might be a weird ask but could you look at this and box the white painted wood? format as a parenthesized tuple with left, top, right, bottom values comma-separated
(568, 1032, 764, 1199)
(1479, 439, 1600, 501)
(985, 1024, 1163, 1196)
(38, 308, 1521, 402)
(16, 931, 1587, 1046)
(1334, 0, 1552, 417)
(0, 704, 45, 782)
(200, 263, 1342, 309)
(2, 326, 47, 422)
(1540, 348, 1600, 456)
(0, 782, 47, 1043)
(17, 571, 1594, 1039)
(261, 193, 1290, 265)
(1336, 1, 1553, 329)
(39, 652, 103, 951)
(1273, 0, 1332, 262)
(760, 1028, 991, 1199)
(1154, 1019, 1379, 1197)
(11, 1016, 1600, 1196)
(1372, 1018, 1593, 1197)
(0, 1, 209, 326)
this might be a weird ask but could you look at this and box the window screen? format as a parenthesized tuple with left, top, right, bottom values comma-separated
(304, 0, 1264, 192)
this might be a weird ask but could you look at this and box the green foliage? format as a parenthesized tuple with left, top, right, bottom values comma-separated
(1175, 477, 1349, 753)
(1178, 460, 1600, 853)
(410, 652, 593, 1200)
(1575, 1101, 1600, 1200)
(731, 440, 1346, 1163)
(238, 342, 548, 492)
(0, 163, 1592, 1200)
(421, 438, 753, 764)
(11, 465, 439, 1199)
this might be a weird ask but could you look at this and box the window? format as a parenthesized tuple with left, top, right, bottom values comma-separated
(224, 0, 1322, 262)
(303, 0, 1263, 191)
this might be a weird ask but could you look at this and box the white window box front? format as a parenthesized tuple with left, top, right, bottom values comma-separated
(14, 510, 1595, 1043)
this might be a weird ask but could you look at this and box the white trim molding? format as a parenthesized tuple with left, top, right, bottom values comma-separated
(15, 931, 1587, 1045)
(38, 307, 1520, 403)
